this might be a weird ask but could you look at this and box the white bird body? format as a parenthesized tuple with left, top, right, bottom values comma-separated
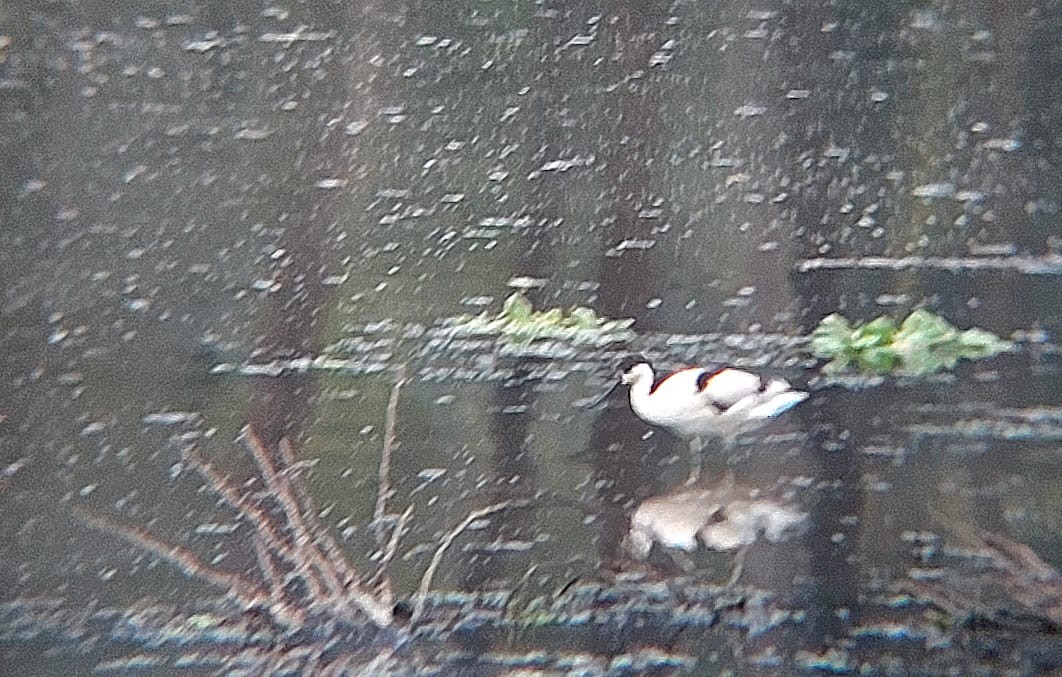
(619, 360, 807, 481)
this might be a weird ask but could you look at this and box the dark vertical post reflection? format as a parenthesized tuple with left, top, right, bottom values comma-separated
(245, 2, 394, 447)
(589, 2, 671, 566)
(462, 362, 540, 590)
(779, 1, 891, 652)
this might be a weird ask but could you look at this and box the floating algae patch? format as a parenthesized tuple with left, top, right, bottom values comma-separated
(810, 309, 1011, 376)
(440, 292, 635, 345)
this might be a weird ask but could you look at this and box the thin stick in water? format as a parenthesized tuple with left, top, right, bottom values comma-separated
(410, 498, 531, 624)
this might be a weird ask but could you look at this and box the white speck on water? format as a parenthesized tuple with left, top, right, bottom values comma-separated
(876, 293, 910, 306)
(315, 178, 347, 189)
(18, 178, 46, 197)
(982, 137, 1021, 151)
(417, 468, 447, 481)
(646, 298, 662, 309)
(737, 286, 756, 296)
(258, 28, 335, 44)
(616, 238, 656, 251)
(824, 145, 850, 161)
(81, 422, 106, 436)
(910, 10, 941, 31)
(79, 483, 98, 496)
(262, 7, 289, 20)
(507, 276, 547, 289)
(122, 165, 147, 183)
(48, 329, 68, 344)
(415, 35, 438, 46)
(143, 411, 200, 425)
(954, 190, 984, 203)
(270, 248, 286, 260)
(344, 120, 369, 136)
(184, 37, 224, 53)
(195, 522, 240, 535)
(734, 104, 766, 117)
(56, 207, 79, 221)
(869, 88, 889, 102)
(124, 298, 150, 312)
(786, 89, 811, 99)
(535, 155, 595, 173)
(234, 128, 272, 140)
(441, 193, 465, 203)
(970, 121, 989, 133)
(912, 182, 955, 199)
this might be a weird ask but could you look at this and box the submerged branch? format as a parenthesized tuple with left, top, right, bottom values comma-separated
(375, 503, 415, 610)
(374, 364, 407, 539)
(411, 498, 532, 624)
(275, 437, 361, 590)
(181, 444, 328, 601)
(72, 508, 307, 625)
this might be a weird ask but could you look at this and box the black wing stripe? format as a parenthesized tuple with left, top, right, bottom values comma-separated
(694, 367, 727, 393)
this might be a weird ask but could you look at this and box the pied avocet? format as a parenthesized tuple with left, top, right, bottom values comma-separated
(618, 356, 808, 483)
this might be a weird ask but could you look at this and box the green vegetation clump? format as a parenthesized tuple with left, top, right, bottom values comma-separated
(810, 309, 1011, 376)
(445, 292, 635, 344)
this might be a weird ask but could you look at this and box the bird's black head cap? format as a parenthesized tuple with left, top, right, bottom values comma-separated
(616, 353, 653, 375)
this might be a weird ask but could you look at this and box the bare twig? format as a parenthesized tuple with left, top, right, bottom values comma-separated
(241, 429, 348, 594)
(410, 498, 532, 624)
(75, 375, 422, 636)
(374, 503, 415, 609)
(242, 429, 394, 628)
(73, 508, 309, 626)
(275, 437, 360, 588)
(182, 445, 328, 601)
(374, 365, 407, 541)
(252, 536, 288, 613)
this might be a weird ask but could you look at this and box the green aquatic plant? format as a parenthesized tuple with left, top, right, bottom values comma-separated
(810, 309, 1011, 376)
(445, 292, 636, 344)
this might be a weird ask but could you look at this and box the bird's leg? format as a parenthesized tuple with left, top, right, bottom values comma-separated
(726, 544, 750, 587)
(684, 436, 704, 486)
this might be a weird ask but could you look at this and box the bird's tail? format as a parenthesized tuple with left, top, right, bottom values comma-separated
(745, 387, 808, 419)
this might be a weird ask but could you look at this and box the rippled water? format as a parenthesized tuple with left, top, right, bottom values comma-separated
(2, 1, 1060, 673)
